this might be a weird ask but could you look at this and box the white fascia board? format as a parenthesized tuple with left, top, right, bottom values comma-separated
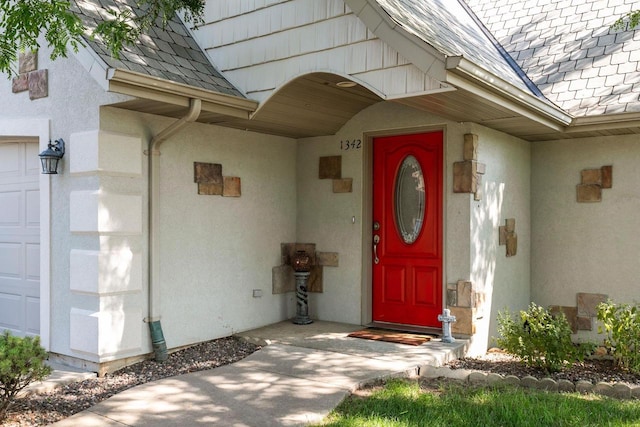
(72, 44, 111, 91)
(106, 69, 258, 119)
(569, 112, 640, 133)
(446, 56, 572, 130)
(344, 0, 447, 81)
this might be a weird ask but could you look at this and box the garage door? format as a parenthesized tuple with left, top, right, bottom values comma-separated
(0, 141, 40, 337)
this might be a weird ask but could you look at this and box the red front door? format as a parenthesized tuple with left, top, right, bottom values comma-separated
(372, 131, 443, 328)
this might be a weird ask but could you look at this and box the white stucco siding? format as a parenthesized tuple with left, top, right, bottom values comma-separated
(295, 102, 530, 347)
(100, 107, 298, 350)
(468, 124, 531, 352)
(532, 135, 640, 343)
(192, 0, 445, 102)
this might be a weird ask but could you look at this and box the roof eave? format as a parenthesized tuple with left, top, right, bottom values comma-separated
(445, 56, 573, 131)
(106, 68, 258, 119)
(568, 111, 640, 133)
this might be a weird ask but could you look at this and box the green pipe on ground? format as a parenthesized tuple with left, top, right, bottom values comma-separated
(148, 320, 168, 362)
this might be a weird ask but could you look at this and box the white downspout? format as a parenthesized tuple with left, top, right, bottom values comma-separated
(145, 98, 201, 361)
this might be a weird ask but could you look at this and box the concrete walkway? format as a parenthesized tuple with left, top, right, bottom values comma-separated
(50, 321, 466, 426)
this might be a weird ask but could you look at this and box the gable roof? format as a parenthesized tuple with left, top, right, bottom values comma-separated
(70, 0, 243, 97)
(374, 0, 538, 96)
(466, 0, 640, 117)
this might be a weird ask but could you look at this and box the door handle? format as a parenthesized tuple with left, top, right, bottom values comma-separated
(373, 235, 380, 264)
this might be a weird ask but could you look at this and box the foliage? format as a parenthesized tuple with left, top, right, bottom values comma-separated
(0, 0, 205, 76)
(0, 330, 52, 422)
(612, 10, 640, 31)
(316, 378, 640, 427)
(495, 303, 586, 373)
(597, 300, 640, 374)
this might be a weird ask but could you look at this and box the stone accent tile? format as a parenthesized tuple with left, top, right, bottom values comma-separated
(549, 305, 578, 333)
(505, 218, 516, 233)
(506, 233, 517, 257)
(581, 168, 602, 184)
(499, 225, 507, 245)
(576, 316, 592, 331)
(12, 74, 28, 92)
(449, 307, 475, 335)
(194, 162, 222, 184)
(272, 265, 294, 294)
(576, 183, 601, 202)
(307, 265, 323, 293)
(28, 69, 48, 100)
(316, 252, 338, 267)
(223, 176, 241, 197)
(601, 165, 613, 188)
(19, 51, 37, 73)
(475, 162, 486, 175)
(332, 178, 352, 193)
(197, 182, 223, 195)
(319, 156, 341, 179)
(282, 243, 317, 267)
(577, 292, 608, 317)
(456, 281, 473, 308)
(463, 133, 478, 161)
(453, 160, 477, 193)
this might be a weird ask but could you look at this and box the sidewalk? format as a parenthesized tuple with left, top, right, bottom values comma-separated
(49, 321, 466, 426)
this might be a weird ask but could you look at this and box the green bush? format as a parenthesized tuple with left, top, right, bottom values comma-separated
(496, 303, 583, 373)
(0, 331, 52, 422)
(597, 300, 640, 374)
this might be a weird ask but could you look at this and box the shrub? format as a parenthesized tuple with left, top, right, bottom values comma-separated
(597, 300, 640, 374)
(496, 303, 582, 373)
(0, 331, 52, 422)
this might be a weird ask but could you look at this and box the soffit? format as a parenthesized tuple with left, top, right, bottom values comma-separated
(107, 70, 640, 141)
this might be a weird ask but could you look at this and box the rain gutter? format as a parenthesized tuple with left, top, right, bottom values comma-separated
(445, 56, 573, 131)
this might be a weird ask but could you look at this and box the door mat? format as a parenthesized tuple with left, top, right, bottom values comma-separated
(347, 328, 432, 346)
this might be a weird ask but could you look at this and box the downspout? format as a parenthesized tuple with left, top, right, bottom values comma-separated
(146, 98, 202, 361)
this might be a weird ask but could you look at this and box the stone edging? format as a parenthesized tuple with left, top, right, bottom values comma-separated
(418, 365, 640, 399)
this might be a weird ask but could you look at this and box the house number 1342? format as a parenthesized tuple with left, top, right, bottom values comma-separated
(341, 139, 362, 150)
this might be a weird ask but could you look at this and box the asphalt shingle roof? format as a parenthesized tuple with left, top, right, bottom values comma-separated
(375, 0, 537, 95)
(466, 0, 640, 116)
(70, 0, 244, 97)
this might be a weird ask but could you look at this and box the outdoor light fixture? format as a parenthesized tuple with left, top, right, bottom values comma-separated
(38, 139, 65, 174)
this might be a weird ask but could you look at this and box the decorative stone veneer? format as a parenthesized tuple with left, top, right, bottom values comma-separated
(446, 280, 486, 336)
(193, 162, 241, 196)
(453, 134, 486, 200)
(11, 51, 48, 100)
(272, 243, 339, 294)
(549, 292, 608, 333)
(419, 365, 640, 399)
(576, 165, 612, 202)
(498, 218, 518, 257)
(319, 155, 353, 193)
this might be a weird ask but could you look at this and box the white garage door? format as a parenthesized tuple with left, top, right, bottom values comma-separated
(0, 141, 40, 337)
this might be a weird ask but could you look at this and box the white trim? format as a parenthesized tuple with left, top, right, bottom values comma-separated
(0, 118, 51, 350)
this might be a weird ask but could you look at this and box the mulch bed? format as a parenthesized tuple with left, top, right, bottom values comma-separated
(445, 349, 640, 386)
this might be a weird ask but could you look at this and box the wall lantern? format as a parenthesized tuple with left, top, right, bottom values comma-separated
(38, 139, 65, 174)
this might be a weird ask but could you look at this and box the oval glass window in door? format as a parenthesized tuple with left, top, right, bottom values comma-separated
(394, 155, 425, 244)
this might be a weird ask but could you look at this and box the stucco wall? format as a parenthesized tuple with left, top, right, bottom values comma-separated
(100, 108, 297, 350)
(296, 102, 531, 353)
(531, 134, 640, 343)
(468, 124, 531, 352)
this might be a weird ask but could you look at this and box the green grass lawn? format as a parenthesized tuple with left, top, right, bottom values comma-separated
(313, 379, 640, 427)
